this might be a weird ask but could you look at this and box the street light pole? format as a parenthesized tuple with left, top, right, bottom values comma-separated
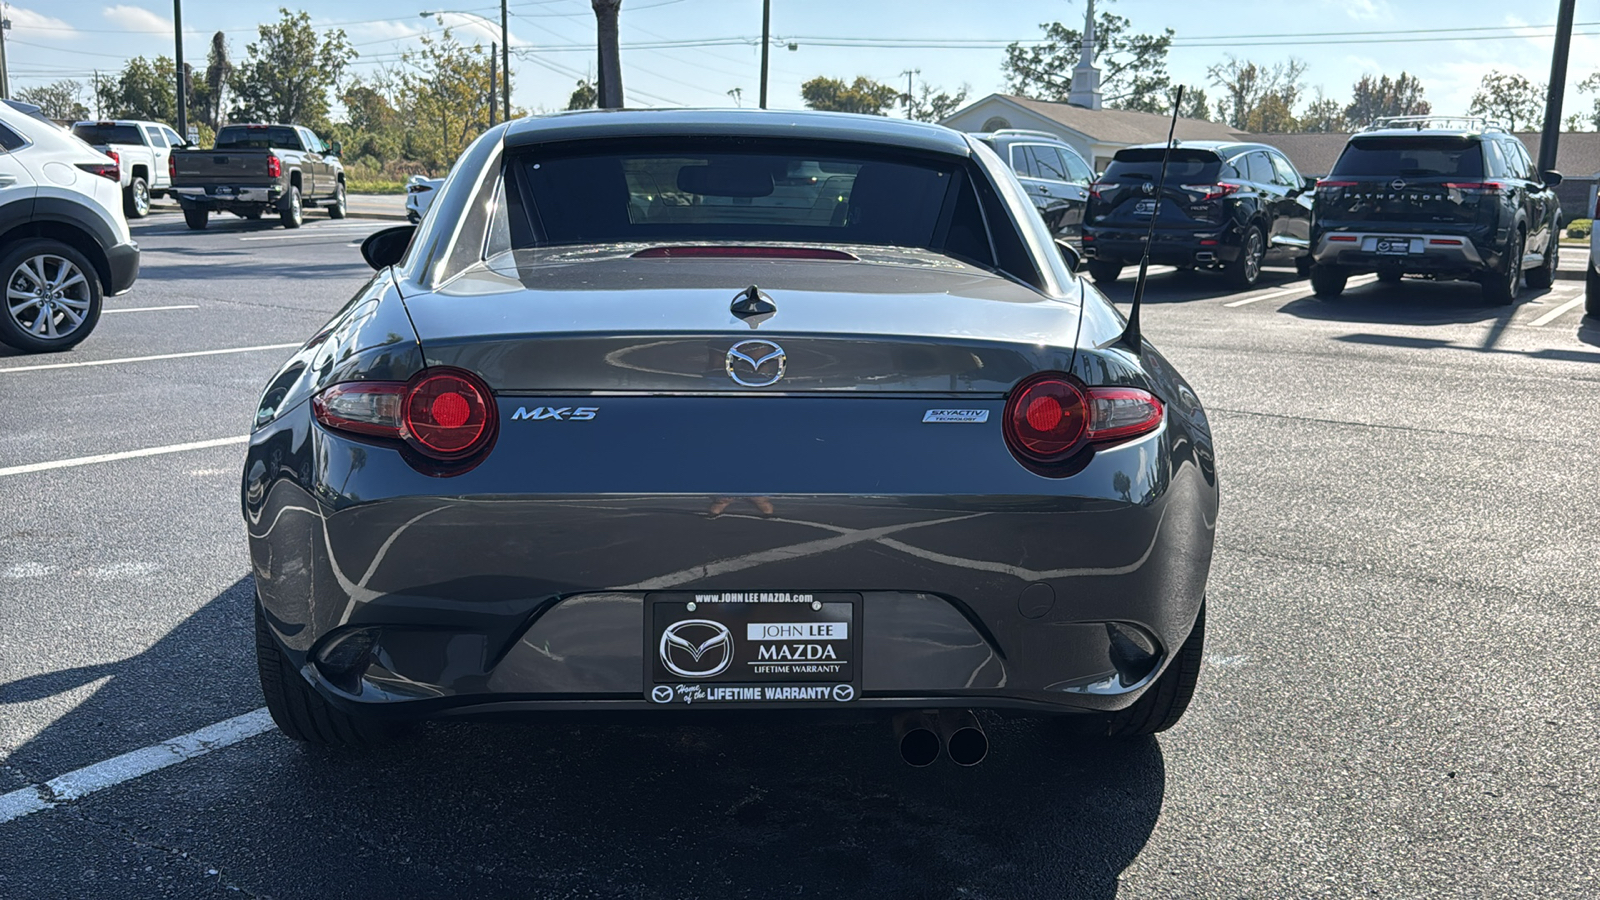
(0, 17, 11, 101)
(174, 0, 187, 138)
(1538, 0, 1576, 175)
(758, 0, 770, 109)
(490, 42, 497, 126)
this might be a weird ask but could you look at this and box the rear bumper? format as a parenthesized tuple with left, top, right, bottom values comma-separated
(245, 405, 1218, 719)
(1083, 225, 1241, 267)
(1311, 229, 1492, 272)
(104, 241, 139, 295)
(173, 186, 283, 208)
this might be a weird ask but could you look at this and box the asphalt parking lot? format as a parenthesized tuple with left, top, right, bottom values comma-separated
(1, 212, 1597, 898)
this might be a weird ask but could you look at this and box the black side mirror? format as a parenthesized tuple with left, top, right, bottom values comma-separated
(1542, 169, 1563, 187)
(360, 225, 416, 271)
(1056, 239, 1084, 273)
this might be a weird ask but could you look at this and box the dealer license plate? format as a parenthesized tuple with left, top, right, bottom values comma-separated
(646, 592, 858, 706)
(1371, 236, 1417, 255)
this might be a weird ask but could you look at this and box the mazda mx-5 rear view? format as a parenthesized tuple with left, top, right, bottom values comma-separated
(243, 109, 1219, 762)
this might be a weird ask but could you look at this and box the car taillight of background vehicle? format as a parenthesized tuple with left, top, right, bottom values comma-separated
(407, 183, 433, 194)
(1002, 373, 1164, 470)
(1441, 182, 1505, 194)
(267, 156, 282, 179)
(1180, 183, 1240, 200)
(77, 150, 119, 182)
(1089, 182, 1109, 199)
(168, 153, 176, 180)
(311, 368, 497, 468)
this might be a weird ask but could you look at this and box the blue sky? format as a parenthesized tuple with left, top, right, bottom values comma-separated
(5, 0, 1596, 122)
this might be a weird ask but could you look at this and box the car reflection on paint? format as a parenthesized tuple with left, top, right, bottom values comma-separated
(244, 109, 1218, 765)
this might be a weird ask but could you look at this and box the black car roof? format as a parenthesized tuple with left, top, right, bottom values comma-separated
(1115, 140, 1280, 158)
(503, 108, 973, 157)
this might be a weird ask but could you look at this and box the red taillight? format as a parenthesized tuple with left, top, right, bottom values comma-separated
(77, 159, 120, 181)
(1089, 181, 1110, 199)
(1441, 181, 1504, 193)
(630, 246, 857, 260)
(267, 156, 282, 179)
(1180, 183, 1241, 201)
(1003, 374, 1163, 466)
(1428, 238, 1464, 246)
(1316, 180, 1358, 189)
(1329, 235, 1359, 242)
(407, 183, 433, 194)
(168, 153, 176, 179)
(312, 368, 496, 466)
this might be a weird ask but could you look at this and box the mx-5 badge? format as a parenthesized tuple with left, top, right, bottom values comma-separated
(659, 619, 734, 678)
(725, 340, 786, 387)
(511, 406, 598, 421)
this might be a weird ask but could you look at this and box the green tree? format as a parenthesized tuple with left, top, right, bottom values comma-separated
(1207, 55, 1307, 130)
(1572, 72, 1600, 130)
(229, 8, 355, 128)
(397, 31, 498, 170)
(1002, 10, 1175, 112)
(1343, 72, 1430, 129)
(94, 56, 177, 122)
(1300, 92, 1345, 132)
(567, 78, 598, 111)
(1468, 70, 1544, 131)
(331, 78, 403, 164)
(15, 80, 90, 121)
(905, 82, 970, 122)
(800, 76, 901, 115)
(1176, 86, 1210, 121)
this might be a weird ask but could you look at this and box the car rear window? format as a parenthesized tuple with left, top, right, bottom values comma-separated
(1331, 138, 1484, 178)
(511, 146, 960, 251)
(1102, 149, 1221, 183)
(71, 123, 143, 145)
(214, 126, 301, 150)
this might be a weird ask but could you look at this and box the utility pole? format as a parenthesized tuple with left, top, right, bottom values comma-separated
(1538, 0, 1576, 175)
(901, 68, 920, 119)
(758, 0, 770, 109)
(0, 15, 12, 101)
(489, 42, 498, 126)
(501, 0, 511, 121)
(592, 0, 622, 108)
(173, 0, 187, 138)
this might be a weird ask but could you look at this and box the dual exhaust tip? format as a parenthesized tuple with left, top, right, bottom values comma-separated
(894, 710, 988, 767)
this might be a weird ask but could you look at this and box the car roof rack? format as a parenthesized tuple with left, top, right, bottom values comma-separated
(1361, 115, 1505, 134)
(989, 128, 1064, 141)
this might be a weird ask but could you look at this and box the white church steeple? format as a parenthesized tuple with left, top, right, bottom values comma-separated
(1067, 0, 1103, 110)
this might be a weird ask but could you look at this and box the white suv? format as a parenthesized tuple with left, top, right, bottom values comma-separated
(69, 119, 186, 219)
(0, 103, 140, 352)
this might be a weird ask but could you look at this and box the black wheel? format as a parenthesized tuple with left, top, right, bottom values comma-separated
(1310, 264, 1347, 298)
(183, 207, 209, 230)
(1525, 230, 1557, 289)
(0, 239, 103, 353)
(1226, 226, 1265, 288)
(123, 177, 151, 218)
(328, 180, 347, 219)
(1482, 230, 1523, 306)
(1377, 268, 1403, 284)
(279, 185, 303, 229)
(1295, 254, 1312, 277)
(1586, 266, 1600, 317)
(1086, 260, 1122, 284)
(255, 603, 406, 747)
(1096, 604, 1206, 738)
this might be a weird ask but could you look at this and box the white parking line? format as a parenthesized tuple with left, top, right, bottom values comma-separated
(101, 305, 200, 315)
(0, 435, 247, 478)
(1223, 285, 1310, 308)
(1528, 295, 1587, 327)
(0, 342, 299, 373)
(238, 224, 384, 242)
(0, 708, 274, 825)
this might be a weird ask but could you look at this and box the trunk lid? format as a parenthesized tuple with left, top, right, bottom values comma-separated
(1090, 149, 1231, 230)
(171, 149, 274, 188)
(402, 246, 1081, 394)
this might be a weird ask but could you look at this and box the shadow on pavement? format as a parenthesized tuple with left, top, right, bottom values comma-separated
(1093, 266, 1304, 304)
(1279, 278, 1548, 326)
(1, 576, 1165, 899)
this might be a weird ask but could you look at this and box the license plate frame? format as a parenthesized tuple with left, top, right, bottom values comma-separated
(1370, 236, 1418, 255)
(645, 591, 859, 706)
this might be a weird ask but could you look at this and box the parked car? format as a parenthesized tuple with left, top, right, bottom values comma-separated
(1588, 203, 1600, 317)
(244, 109, 1218, 755)
(971, 129, 1094, 245)
(1083, 141, 1314, 287)
(1310, 116, 1561, 304)
(0, 102, 139, 352)
(405, 175, 444, 223)
(170, 123, 345, 230)
(69, 119, 186, 219)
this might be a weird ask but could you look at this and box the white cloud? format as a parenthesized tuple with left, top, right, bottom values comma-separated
(352, 20, 427, 42)
(101, 4, 175, 35)
(1330, 0, 1391, 21)
(7, 6, 77, 36)
(431, 12, 514, 49)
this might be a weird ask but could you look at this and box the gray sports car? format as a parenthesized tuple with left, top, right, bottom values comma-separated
(243, 109, 1218, 764)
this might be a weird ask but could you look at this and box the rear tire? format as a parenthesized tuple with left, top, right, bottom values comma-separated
(279, 185, 303, 229)
(123, 177, 151, 219)
(328, 180, 347, 219)
(1586, 266, 1600, 317)
(1086, 260, 1122, 284)
(1482, 230, 1523, 306)
(1525, 231, 1557, 289)
(183, 208, 209, 230)
(1310, 264, 1347, 298)
(255, 603, 406, 747)
(1096, 604, 1206, 738)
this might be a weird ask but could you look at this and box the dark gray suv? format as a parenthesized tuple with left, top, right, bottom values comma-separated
(971, 129, 1095, 246)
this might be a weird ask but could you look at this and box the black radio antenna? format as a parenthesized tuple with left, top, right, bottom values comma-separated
(1122, 85, 1184, 352)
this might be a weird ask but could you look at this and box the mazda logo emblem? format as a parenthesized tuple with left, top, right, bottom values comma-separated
(659, 619, 733, 678)
(725, 339, 786, 387)
(1390, 178, 1407, 191)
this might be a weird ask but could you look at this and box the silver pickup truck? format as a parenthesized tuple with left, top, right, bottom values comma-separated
(170, 124, 346, 230)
